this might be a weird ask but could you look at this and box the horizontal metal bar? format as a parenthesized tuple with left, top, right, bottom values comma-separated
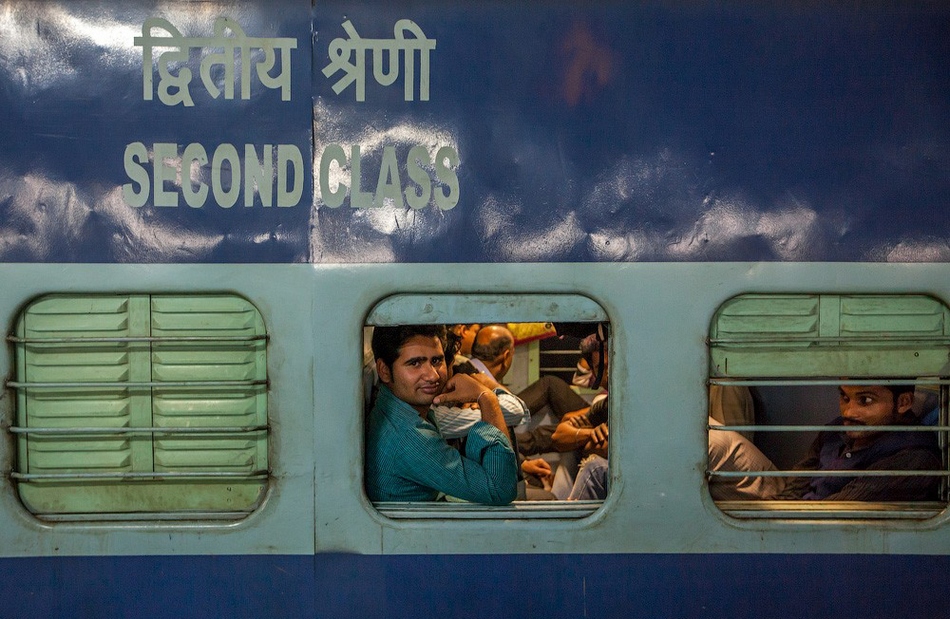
(10, 470, 269, 481)
(8, 335, 267, 344)
(375, 500, 601, 519)
(35, 511, 256, 523)
(709, 335, 950, 345)
(708, 469, 949, 478)
(709, 378, 950, 387)
(716, 500, 944, 520)
(709, 424, 950, 432)
(9, 425, 268, 435)
(6, 380, 267, 389)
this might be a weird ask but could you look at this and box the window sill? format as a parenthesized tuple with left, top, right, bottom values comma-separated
(374, 500, 602, 519)
(716, 500, 946, 520)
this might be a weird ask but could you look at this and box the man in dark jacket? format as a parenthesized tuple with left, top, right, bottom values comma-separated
(780, 384, 941, 501)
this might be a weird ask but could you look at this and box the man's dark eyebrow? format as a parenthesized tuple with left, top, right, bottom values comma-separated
(840, 388, 878, 397)
(402, 354, 444, 365)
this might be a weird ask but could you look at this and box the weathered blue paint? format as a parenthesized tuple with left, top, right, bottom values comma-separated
(3, 553, 949, 619)
(1, 2, 947, 263)
(314, 2, 950, 264)
(0, 1, 312, 263)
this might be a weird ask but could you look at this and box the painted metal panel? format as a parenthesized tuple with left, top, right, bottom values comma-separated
(366, 293, 607, 325)
(0, 2, 947, 263)
(0, 0, 312, 263)
(0, 553, 949, 619)
(311, 1, 950, 263)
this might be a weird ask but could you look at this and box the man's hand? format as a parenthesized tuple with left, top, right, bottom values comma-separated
(587, 423, 608, 457)
(433, 373, 491, 406)
(521, 458, 552, 480)
(434, 374, 510, 441)
(568, 415, 593, 429)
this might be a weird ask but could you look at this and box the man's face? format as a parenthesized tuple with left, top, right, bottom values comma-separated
(459, 323, 480, 356)
(377, 335, 447, 415)
(838, 385, 912, 448)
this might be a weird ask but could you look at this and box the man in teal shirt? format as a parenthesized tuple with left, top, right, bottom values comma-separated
(365, 325, 518, 504)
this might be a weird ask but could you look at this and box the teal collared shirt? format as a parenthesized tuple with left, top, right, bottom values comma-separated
(365, 385, 518, 505)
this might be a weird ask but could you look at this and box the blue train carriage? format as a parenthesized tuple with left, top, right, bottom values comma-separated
(1, 0, 950, 617)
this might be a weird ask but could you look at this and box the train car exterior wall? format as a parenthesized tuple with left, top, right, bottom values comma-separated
(1, 1, 949, 618)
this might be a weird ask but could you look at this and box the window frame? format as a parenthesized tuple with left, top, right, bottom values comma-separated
(707, 292, 950, 520)
(363, 292, 611, 520)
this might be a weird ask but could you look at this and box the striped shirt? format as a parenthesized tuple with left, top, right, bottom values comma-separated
(365, 385, 518, 505)
(432, 390, 529, 440)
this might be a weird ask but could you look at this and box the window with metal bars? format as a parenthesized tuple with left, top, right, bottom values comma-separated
(707, 293, 950, 519)
(8, 293, 269, 520)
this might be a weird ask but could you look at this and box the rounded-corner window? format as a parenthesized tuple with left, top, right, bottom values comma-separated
(8, 293, 269, 521)
(362, 293, 610, 519)
(707, 293, 949, 520)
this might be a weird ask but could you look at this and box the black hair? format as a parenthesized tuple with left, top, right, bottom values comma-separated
(883, 384, 915, 400)
(443, 326, 462, 366)
(371, 325, 447, 369)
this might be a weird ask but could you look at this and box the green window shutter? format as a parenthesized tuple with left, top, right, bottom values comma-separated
(17, 295, 150, 477)
(710, 294, 950, 378)
(12, 294, 268, 518)
(150, 295, 268, 475)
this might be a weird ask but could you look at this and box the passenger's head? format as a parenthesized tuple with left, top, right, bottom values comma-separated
(372, 325, 448, 414)
(450, 323, 481, 356)
(580, 332, 608, 389)
(444, 326, 462, 370)
(838, 383, 915, 449)
(471, 324, 515, 380)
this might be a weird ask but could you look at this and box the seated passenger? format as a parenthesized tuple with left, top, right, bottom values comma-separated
(709, 383, 755, 440)
(365, 325, 518, 505)
(430, 327, 529, 439)
(515, 375, 590, 455)
(778, 384, 941, 501)
(708, 418, 785, 500)
(558, 396, 610, 500)
(575, 331, 608, 391)
(565, 412, 787, 502)
(469, 324, 515, 381)
(517, 331, 609, 456)
(447, 324, 480, 374)
(567, 454, 608, 500)
(453, 323, 480, 357)
(434, 328, 556, 500)
(551, 395, 608, 454)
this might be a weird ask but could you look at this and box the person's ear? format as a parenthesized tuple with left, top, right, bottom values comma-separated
(896, 391, 914, 416)
(376, 358, 392, 385)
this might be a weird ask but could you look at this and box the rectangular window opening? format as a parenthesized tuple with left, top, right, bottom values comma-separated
(7, 293, 269, 522)
(708, 293, 950, 520)
(363, 294, 610, 519)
